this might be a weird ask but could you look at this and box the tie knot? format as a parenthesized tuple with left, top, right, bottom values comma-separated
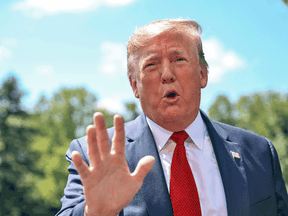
(170, 131, 189, 145)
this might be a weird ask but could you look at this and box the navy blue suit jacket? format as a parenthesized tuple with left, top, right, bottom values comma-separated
(56, 111, 288, 216)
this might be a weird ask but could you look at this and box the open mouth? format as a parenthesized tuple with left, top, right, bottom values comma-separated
(166, 91, 177, 99)
(167, 92, 176, 98)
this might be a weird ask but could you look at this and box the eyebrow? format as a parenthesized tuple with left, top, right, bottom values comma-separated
(142, 49, 187, 60)
(168, 49, 187, 56)
(141, 53, 160, 62)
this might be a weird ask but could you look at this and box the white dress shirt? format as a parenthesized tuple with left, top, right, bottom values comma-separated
(146, 112, 228, 216)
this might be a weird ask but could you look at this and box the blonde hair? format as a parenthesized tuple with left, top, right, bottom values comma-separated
(127, 19, 208, 79)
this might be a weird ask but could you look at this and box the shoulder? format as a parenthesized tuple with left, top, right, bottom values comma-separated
(201, 110, 269, 144)
(214, 120, 269, 143)
(209, 119, 274, 159)
(66, 136, 89, 163)
(200, 109, 272, 155)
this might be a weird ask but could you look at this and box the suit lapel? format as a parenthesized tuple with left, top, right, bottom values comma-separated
(201, 111, 250, 216)
(124, 114, 173, 216)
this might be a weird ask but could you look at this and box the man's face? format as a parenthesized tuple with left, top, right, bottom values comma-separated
(130, 32, 208, 131)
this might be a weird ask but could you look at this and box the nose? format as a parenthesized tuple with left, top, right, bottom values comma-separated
(161, 60, 176, 84)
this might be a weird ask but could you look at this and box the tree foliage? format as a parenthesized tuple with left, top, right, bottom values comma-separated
(0, 76, 50, 215)
(0, 77, 102, 215)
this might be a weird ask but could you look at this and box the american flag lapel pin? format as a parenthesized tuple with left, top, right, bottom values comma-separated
(230, 151, 240, 159)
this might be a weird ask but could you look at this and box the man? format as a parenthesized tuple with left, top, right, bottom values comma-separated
(56, 19, 288, 216)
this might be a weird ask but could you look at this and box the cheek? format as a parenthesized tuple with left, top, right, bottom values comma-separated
(141, 73, 161, 91)
(180, 75, 201, 99)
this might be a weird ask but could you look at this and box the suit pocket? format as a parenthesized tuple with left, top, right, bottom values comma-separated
(250, 195, 277, 216)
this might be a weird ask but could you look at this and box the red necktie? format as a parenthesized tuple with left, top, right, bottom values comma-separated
(170, 131, 202, 216)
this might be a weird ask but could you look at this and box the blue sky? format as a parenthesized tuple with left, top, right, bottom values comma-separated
(0, 0, 287, 115)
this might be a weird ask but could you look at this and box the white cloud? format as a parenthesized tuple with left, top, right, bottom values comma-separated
(0, 46, 12, 62)
(96, 93, 127, 113)
(13, 0, 136, 18)
(0, 39, 18, 62)
(202, 37, 245, 83)
(35, 65, 54, 76)
(98, 41, 126, 76)
(104, 0, 135, 6)
(1, 38, 19, 48)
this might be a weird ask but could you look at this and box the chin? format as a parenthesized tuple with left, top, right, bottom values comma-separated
(159, 106, 186, 122)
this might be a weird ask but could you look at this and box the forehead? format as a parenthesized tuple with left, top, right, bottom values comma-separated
(139, 32, 198, 59)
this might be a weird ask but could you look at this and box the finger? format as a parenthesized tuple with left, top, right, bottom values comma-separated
(132, 155, 155, 182)
(72, 151, 90, 180)
(86, 124, 101, 167)
(111, 114, 125, 155)
(94, 112, 111, 159)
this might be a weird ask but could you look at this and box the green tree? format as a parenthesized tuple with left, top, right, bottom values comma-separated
(0, 75, 50, 215)
(208, 94, 237, 126)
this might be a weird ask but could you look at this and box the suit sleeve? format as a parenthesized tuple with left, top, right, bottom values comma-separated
(267, 139, 288, 215)
(56, 139, 87, 216)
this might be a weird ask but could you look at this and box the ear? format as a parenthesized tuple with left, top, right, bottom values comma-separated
(200, 64, 208, 89)
(129, 76, 139, 98)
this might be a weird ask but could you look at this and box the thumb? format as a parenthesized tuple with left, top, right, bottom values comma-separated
(132, 155, 155, 182)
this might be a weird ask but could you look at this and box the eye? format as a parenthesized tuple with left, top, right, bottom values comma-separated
(144, 63, 157, 70)
(146, 63, 155, 67)
(176, 58, 184, 61)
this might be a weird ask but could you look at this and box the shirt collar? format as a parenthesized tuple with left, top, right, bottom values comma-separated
(146, 111, 205, 151)
(185, 111, 205, 151)
(146, 117, 173, 152)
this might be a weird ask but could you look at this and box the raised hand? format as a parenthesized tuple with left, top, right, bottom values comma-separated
(71, 112, 155, 216)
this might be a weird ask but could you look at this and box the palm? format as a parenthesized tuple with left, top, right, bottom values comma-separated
(72, 113, 155, 216)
